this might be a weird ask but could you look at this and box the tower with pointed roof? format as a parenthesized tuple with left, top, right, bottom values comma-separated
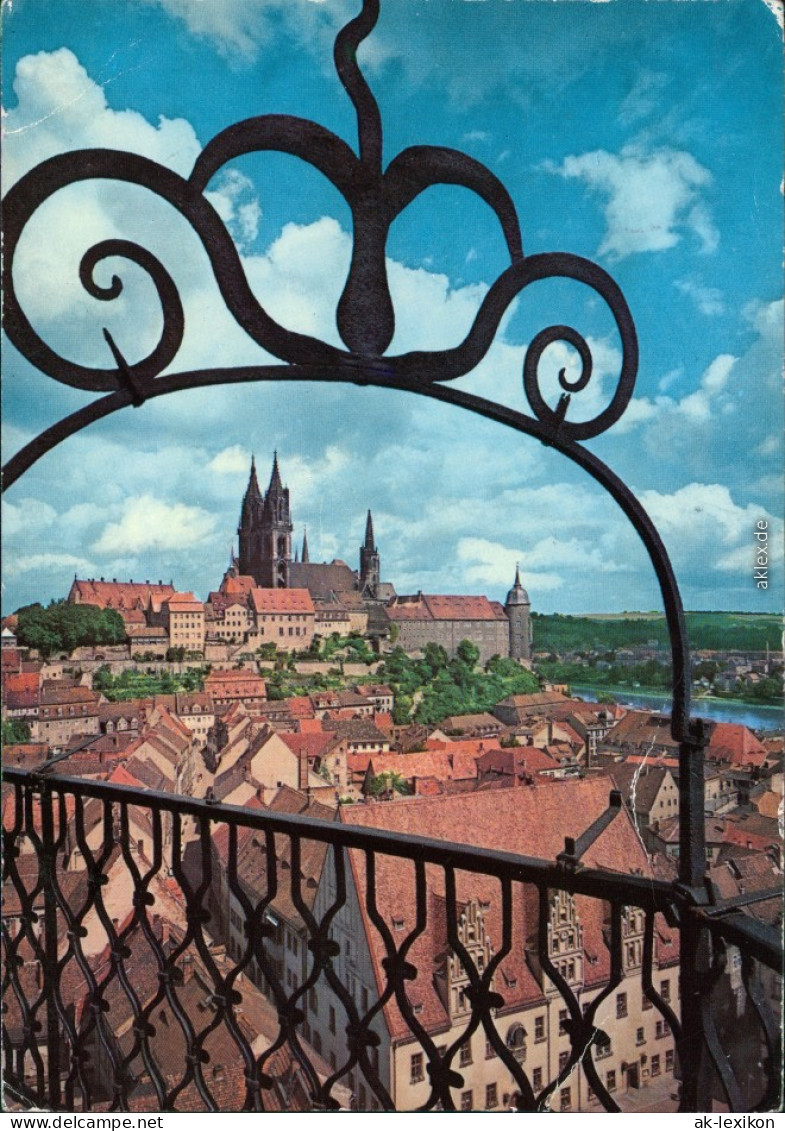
(237, 453, 293, 587)
(504, 565, 532, 662)
(359, 510, 380, 597)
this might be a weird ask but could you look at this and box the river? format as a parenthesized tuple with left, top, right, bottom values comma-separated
(571, 685, 783, 732)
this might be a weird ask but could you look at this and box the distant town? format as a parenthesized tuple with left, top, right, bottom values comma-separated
(2, 454, 782, 1112)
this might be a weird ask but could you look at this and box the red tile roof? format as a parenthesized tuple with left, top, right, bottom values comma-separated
(386, 593, 507, 622)
(250, 588, 315, 614)
(342, 779, 656, 1040)
(69, 579, 175, 610)
(707, 722, 768, 768)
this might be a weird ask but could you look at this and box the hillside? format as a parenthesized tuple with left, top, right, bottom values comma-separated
(531, 612, 781, 655)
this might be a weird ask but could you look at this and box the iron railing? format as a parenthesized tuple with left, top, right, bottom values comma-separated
(1, 0, 782, 1113)
(2, 768, 781, 1113)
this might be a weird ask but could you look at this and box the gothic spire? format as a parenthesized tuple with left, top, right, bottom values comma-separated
(267, 450, 283, 497)
(364, 509, 376, 550)
(302, 528, 310, 563)
(245, 455, 262, 500)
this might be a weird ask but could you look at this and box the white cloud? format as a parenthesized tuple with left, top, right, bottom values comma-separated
(208, 445, 251, 475)
(1, 498, 57, 538)
(546, 145, 717, 261)
(636, 483, 784, 573)
(139, 0, 348, 65)
(675, 279, 725, 316)
(3, 553, 96, 579)
(3, 48, 201, 189)
(92, 496, 216, 554)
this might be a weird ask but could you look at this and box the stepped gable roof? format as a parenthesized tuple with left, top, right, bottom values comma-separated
(385, 593, 508, 622)
(288, 561, 357, 599)
(707, 722, 768, 768)
(69, 579, 175, 610)
(250, 587, 315, 614)
(610, 762, 673, 814)
(341, 778, 653, 1040)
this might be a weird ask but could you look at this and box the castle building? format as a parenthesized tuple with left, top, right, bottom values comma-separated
(230, 454, 531, 662)
(234, 454, 394, 606)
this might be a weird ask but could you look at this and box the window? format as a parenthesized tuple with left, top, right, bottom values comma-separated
(329, 1006, 336, 1034)
(534, 1015, 545, 1042)
(665, 1049, 674, 1072)
(656, 1019, 670, 1039)
(595, 1033, 611, 1059)
(460, 1092, 473, 1112)
(660, 978, 671, 1003)
(361, 987, 369, 1012)
(309, 988, 318, 1014)
(312, 1031, 322, 1055)
(559, 1009, 568, 1034)
(532, 1068, 543, 1091)
(636, 1027, 645, 1046)
(642, 992, 653, 1011)
(651, 1054, 661, 1077)
(485, 1039, 497, 1059)
(459, 1042, 472, 1067)
(558, 1051, 569, 1073)
(607, 1070, 616, 1093)
(410, 1053, 424, 1084)
(486, 1083, 498, 1109)
(616, 992, 628, 1019)
(560, 1087, 572, 1111)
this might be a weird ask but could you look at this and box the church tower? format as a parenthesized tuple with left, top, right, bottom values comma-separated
(237, 457, 264, 580)
(359, 510, 380, 597)
(260, 452, 292, 588)
(237, 454, 293, 587)
(505, 565, 532, 661)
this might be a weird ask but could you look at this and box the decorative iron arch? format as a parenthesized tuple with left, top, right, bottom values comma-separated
(3, 0, 722, 1109)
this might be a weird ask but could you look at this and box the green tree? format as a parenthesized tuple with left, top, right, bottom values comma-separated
(2, 719, 32, 744)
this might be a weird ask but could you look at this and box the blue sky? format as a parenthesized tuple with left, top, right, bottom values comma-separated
(2, 0, 782, 617)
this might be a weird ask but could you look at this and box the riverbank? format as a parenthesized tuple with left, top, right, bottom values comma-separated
(571, 684, 783, 731)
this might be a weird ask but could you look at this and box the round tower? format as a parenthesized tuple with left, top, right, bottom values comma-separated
(505, 565, 532, 661)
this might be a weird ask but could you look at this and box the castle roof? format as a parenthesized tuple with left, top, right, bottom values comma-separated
(288, 561, 358, 599)
(249, 587, 315, 614)
(386, 593, 508, 622)
(68, 579, 175, 610)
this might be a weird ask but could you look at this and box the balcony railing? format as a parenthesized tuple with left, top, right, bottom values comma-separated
(2, 767, 781, 1113)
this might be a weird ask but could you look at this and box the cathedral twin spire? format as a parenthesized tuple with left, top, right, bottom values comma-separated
(238, 453, 378, 593)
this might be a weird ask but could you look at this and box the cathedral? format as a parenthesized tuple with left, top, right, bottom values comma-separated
(232, 454, 531, 663)
(235, 453, 391, 602)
